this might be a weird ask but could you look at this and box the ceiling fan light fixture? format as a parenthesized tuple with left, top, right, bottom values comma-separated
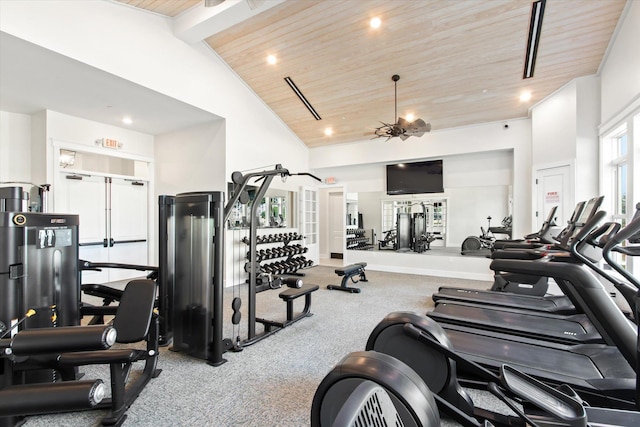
(204, 0, 226, 7)
(373, 74, 431, 141)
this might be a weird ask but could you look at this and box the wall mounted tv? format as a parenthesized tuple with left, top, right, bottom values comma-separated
(386, 160, 444, 195)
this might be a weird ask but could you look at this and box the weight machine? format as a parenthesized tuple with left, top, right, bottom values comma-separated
(161, 165, 320, 367)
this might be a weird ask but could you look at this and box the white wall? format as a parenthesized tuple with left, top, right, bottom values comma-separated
(155, 120, 226, 196)
(531, 84, 578, 165)
(531, 76, 601, 210)
(0, 111, 32, 182)
(43, 110, 155, 205)
(600, 0, 640, 125)
(0, 0, 309, 183)
(311, 119, 530, 239)
(575, 77, 600, 202)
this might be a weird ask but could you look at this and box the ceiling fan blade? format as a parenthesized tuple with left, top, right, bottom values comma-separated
(412, 118, 427, 128)
(397, 117, 410, 128)
(405, 118, 431, 133)
(399, 134, 410, 141)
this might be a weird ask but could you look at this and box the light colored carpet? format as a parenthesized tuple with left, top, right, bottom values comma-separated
(20, 265, 498, 427)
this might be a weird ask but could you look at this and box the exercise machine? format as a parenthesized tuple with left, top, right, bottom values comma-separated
(492, 205, 558, 251)
(383, 213, 640, 408)
(434, 196, 604, 306)
(1, 279, 160, 427)
(160, 165, 321, 366)
(428, 213, 631, 345)
(226, 165, 321, 348)
(360, 312, 640, 426)
(460, 216, 497, 256)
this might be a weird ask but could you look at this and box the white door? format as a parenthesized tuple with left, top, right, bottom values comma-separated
(329, 192, 344, 258)
(109, 178, 148, 282)
(56, 173, 148, 284)
(299, 186, 319, 266)
(57, 173, 110, 283)
(535, 165, 572, 229)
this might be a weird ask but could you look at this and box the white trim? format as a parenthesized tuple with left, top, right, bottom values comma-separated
(58, 168, 149, 183)
(51, 138, 154, 163)
(599, 93, 640, 137)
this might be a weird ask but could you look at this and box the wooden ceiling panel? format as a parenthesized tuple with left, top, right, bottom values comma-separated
(120, 0, 626, 148)
(115, 0, 201, 17)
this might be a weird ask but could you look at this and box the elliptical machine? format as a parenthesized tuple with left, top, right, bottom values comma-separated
(460, 216, 496, 256)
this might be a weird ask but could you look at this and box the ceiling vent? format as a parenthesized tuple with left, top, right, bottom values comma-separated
(284, 77, 322, 121)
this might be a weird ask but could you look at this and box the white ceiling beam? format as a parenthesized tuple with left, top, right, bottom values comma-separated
(173, 0, 286, 44)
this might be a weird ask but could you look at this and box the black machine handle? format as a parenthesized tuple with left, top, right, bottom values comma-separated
(110, 238, 147, 246)
(603, 215, 640, 251)
(79, 259, 158, 273)
(79, 241, 107, 247)
(602, 215, 640, 289)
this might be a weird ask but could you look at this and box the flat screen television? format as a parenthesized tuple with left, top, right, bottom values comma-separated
(386, 160, 444, 195)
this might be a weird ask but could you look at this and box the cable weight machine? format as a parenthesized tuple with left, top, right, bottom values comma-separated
(225, 164, 321, 349)
(163, 165, 320, 366)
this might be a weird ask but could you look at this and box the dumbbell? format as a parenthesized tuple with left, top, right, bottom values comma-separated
(280, 276, 303, 288)
(264, 264, 275, 274)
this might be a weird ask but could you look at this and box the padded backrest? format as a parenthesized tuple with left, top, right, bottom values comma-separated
(113, 279, 157, 344)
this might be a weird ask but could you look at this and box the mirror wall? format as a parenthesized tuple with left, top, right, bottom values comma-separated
(226, 186, 296, 229)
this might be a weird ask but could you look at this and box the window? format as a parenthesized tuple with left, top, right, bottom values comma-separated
(603, 126, 628, 268)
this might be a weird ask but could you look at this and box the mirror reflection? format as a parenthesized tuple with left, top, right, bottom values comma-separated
(227, 185, 295, 229)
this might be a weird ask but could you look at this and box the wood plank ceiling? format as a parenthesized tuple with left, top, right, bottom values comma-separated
(119, 0, 626, 148)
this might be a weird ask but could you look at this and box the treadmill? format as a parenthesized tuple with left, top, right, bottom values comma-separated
(492, 205, 559, 251)
(432, 197, 603, 311)
(432, 215, 640, 409)
(428, 213, 626, 345)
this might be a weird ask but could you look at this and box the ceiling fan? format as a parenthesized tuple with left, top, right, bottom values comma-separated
(373, 74, 431, 141)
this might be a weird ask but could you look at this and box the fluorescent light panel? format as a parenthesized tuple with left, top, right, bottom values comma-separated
(284, 76, 321, 120)
(523, 0, 546, 79)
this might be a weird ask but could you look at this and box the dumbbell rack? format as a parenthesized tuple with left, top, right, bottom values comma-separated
(243, 232, 313, 291)
(346, 227, 374, 251)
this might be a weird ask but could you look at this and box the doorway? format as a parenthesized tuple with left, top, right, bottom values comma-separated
(535, 164, 572, 229)
(329, 192, 344, 258)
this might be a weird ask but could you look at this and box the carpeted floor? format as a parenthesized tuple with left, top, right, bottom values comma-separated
(20, 265, 505, 427)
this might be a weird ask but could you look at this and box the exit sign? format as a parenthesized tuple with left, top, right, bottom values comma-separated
(99, 138, 120, 149)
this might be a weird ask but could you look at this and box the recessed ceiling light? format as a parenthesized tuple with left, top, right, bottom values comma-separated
(267, 54, 277, 65)
(324, 128, 333, 136)
(406, 113, 415, 122)
(519, 91, 532, 102)
(122, 117, 133, 125)
(370, 17, 381, 29)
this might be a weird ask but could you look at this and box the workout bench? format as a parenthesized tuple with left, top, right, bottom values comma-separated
(280, 283, 319, 326)
(328, 262, 368, 293)
(257, 283, 319, 332)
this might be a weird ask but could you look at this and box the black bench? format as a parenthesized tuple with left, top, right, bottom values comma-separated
(328, 262, 368, 293)
(278, 283, 319, 326)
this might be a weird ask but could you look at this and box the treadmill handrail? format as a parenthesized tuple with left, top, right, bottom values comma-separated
(602, 215, 640, 289)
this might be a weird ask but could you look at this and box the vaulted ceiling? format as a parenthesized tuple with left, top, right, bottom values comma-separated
(75, 1, 633, 147)
(0, 0, 627, 146)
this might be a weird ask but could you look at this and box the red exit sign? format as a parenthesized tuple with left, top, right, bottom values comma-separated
(100, 138, 119, 149)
